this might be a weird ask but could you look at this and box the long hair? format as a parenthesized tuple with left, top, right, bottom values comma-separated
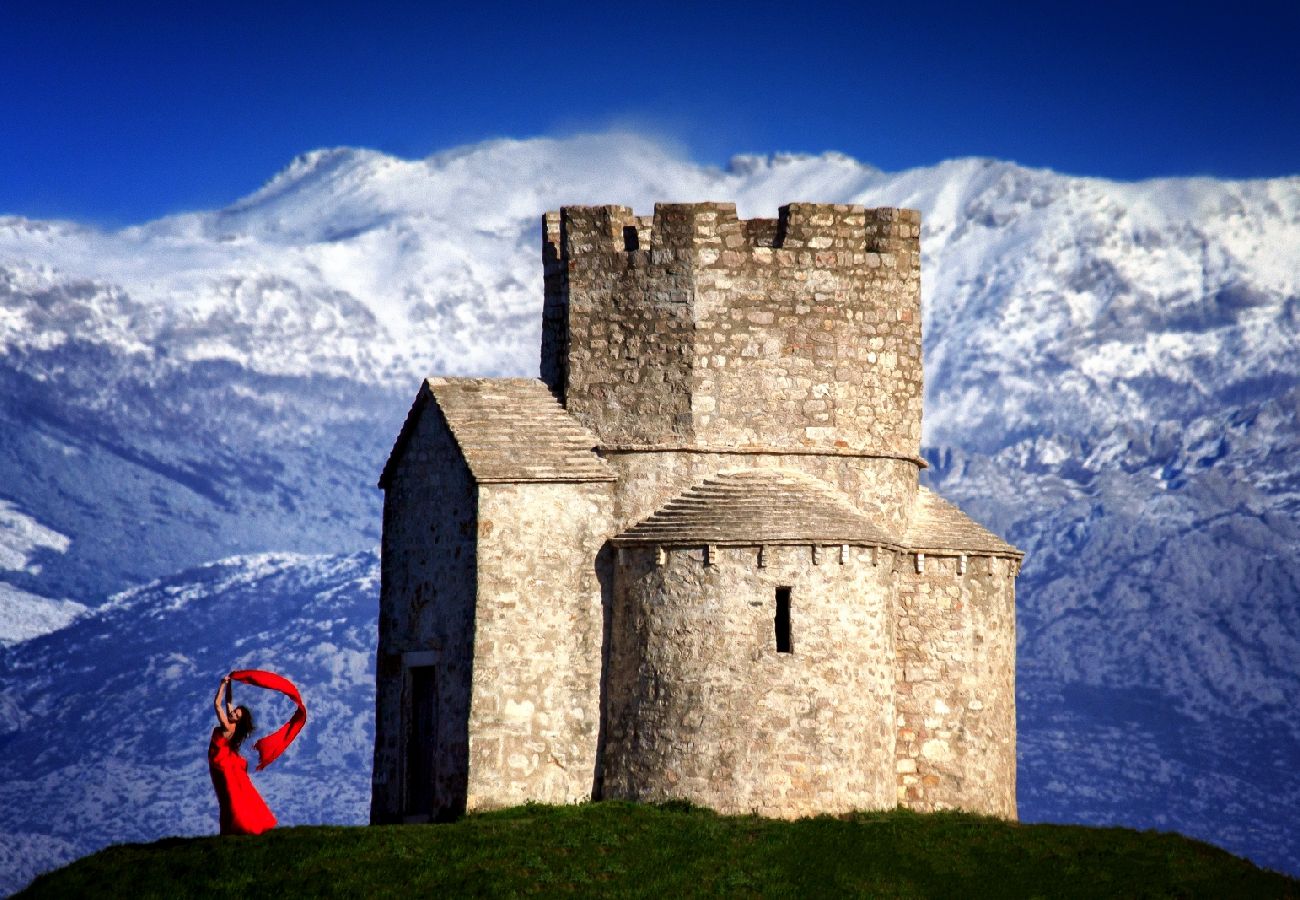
(230, 705, 255, 753)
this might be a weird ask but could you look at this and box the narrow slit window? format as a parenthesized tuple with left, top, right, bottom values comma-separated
(775, 587, 792, 653)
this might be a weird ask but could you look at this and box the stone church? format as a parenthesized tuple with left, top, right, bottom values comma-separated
(371, 202, 1022, 824)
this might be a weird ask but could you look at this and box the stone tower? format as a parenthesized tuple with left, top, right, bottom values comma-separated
(372, 202, 1021, 824)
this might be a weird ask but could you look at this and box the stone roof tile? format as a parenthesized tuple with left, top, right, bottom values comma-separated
(905, 487, 1022, 557)
(380, 377, 614, 486)
(612, 469, 893, 547)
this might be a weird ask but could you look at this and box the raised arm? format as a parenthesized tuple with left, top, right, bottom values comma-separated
(214, 675, 233, 731)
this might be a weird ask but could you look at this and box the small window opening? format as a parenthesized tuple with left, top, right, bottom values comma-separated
(775, 587, 792, 653)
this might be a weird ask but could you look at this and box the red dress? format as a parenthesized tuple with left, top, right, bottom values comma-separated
(208, 728, 278, 835)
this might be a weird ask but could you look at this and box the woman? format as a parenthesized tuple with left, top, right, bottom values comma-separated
(208, 674, 278, 835)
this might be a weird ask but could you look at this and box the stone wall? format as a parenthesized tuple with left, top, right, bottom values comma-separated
(893, 553, 1017, 818)
(692, 204, 922, 456)
(602, 543, 897, 817)
(541, 205, 696, 444)
(371, 403, 478, 823)
(465, 481, 613, 810)
(604, 450, 920, 539)
(542, 203, 922, 458)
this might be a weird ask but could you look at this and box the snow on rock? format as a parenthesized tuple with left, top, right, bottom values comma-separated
(0, 582, 85, 646)
(0, 499, 71, 573)
(0, 501, 83, 645)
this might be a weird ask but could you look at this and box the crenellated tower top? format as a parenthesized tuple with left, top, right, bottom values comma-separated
(541, 202, 923, 460)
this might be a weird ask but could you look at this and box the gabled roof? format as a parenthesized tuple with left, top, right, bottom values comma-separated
(379, 377, 614, 487)
(905, 487, 1023, 557)
(611, 469, 895, 547)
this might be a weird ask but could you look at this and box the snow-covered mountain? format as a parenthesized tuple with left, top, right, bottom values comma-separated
(0, 133, 1296, 888)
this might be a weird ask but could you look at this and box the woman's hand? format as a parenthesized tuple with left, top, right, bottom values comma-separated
(214, 676, 234, 729)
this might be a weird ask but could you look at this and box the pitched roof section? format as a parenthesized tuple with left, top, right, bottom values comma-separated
(905, 487, 1023, 557)
(612, 469, 895, 547)
(379, 377, 614, 487)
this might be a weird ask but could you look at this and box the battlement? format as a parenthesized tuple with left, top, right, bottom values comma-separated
(541, 201, 924, 460)
(543, 202, 920, 262)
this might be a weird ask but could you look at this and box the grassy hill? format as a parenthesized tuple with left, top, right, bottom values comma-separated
(17, 802, 1297, 898)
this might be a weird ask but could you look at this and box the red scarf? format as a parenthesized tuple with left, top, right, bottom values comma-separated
(229, 669, 307, 771)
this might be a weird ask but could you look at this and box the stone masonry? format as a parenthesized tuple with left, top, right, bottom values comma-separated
(372, 202, 1022, 824)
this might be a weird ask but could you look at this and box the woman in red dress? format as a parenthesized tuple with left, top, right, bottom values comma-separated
(208, 674, 278, 835)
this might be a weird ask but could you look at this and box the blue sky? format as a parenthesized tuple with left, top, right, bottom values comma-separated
(3, 1, 1297, 224)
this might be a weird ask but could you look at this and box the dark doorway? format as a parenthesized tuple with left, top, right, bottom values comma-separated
(405, 665, 437, 817)
(775, 587, 792, 653)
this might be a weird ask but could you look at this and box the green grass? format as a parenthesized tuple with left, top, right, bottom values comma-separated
(18, 802, 1298, 898)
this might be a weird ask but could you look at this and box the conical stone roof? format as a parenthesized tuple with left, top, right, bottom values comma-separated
(612, 469, 894, 547)
(905, 486, 1022, 557)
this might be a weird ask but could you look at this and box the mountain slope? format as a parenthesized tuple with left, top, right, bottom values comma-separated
(0, 553, 377, 895)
